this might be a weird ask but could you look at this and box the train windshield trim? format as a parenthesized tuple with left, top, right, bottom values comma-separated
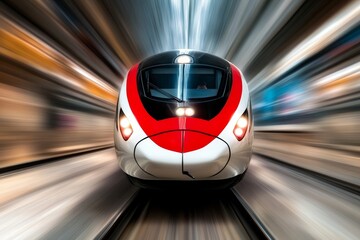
(140, 65, 228, 102)
(138, 63, 231, 120)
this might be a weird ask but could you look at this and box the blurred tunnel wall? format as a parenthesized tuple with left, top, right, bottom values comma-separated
(0, 0, 359, 184)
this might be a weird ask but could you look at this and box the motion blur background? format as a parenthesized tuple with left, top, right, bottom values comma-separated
(1, 0, 358, 183)
(0, 0, 359, 238)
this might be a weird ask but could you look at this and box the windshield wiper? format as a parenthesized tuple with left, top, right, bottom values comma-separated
(149, 82, 183, 102)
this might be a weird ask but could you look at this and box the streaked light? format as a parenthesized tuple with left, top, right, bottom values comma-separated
(71, 64, 117, 95)
(175, 55, 193, 64)
(249, 1, 360, 93)
(313, 62, 360, 87)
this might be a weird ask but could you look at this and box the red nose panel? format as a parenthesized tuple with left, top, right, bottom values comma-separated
(183, 131, 230, 178)
(182, 130, 214, 152)
(151, 131, 182, 153)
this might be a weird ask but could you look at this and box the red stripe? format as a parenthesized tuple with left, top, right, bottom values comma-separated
(183, 131, 214, 152)
(126, 64, 242, 153)
(183, 64, 242, 151)
(151, 131, 182, 152)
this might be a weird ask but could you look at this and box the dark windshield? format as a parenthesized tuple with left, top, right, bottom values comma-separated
(138, 64, 231, 120)
(141, 65, 227, 102)
(184, 66, 223, 100)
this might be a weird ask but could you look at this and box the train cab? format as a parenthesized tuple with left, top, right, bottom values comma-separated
(115, 50, 253, 188)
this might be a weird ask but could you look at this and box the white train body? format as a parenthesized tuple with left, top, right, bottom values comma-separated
(114, 50, 253, 188)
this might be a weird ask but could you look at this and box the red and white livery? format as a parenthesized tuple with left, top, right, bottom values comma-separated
(115, 50, 253, 188)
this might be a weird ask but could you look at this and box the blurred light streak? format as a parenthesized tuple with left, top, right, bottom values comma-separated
(71, 63, 117, 96)
(232, 0, 304, 69)
(280, 1, 360, 67)
(0, 2, 117, 166)
(313, 62, 360, 87)
(0, 11, 117, 104)
(235, 156, 360, 239)
(249, 1, 360, 93)
(77, 0, 137, 67)
(170, 0, 189, 49)
(0, 149, 137, 239)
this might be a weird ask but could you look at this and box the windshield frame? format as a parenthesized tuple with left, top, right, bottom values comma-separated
(139, 63, 230, 103)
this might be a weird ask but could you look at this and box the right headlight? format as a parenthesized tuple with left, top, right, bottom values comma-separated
(233, 109, 248, 141)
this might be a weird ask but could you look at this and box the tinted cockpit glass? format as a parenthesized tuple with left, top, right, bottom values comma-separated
(141, 65, 226, 102)
(145, 66, 181, 100)
(139, 63, 231, 120)
(184, 66, 223, 100)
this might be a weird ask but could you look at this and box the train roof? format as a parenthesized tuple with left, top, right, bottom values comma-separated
(139, 50, 230, 70)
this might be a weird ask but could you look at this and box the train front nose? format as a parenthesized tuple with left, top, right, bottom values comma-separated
(130, 51, 236, 180)
(182, 131, 230, 178)
(134, 130, 230, 179)
(134, 131, 183, 179)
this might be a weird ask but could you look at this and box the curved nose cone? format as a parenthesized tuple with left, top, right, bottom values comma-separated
(183, 131, 230, 178)
(134, 130, 230, 179)
(134, 131, 183, 179)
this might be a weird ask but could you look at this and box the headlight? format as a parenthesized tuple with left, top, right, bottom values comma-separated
(119, 110, 133, 141)
(233, 109, 248, 141)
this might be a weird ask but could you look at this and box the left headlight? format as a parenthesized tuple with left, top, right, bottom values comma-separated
(119, 110, 133, 141)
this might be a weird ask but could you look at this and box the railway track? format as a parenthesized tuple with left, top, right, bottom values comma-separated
(96, 189, 272, 240)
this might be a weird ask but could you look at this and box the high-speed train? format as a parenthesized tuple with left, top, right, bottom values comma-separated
(114, 50, 253, 188)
